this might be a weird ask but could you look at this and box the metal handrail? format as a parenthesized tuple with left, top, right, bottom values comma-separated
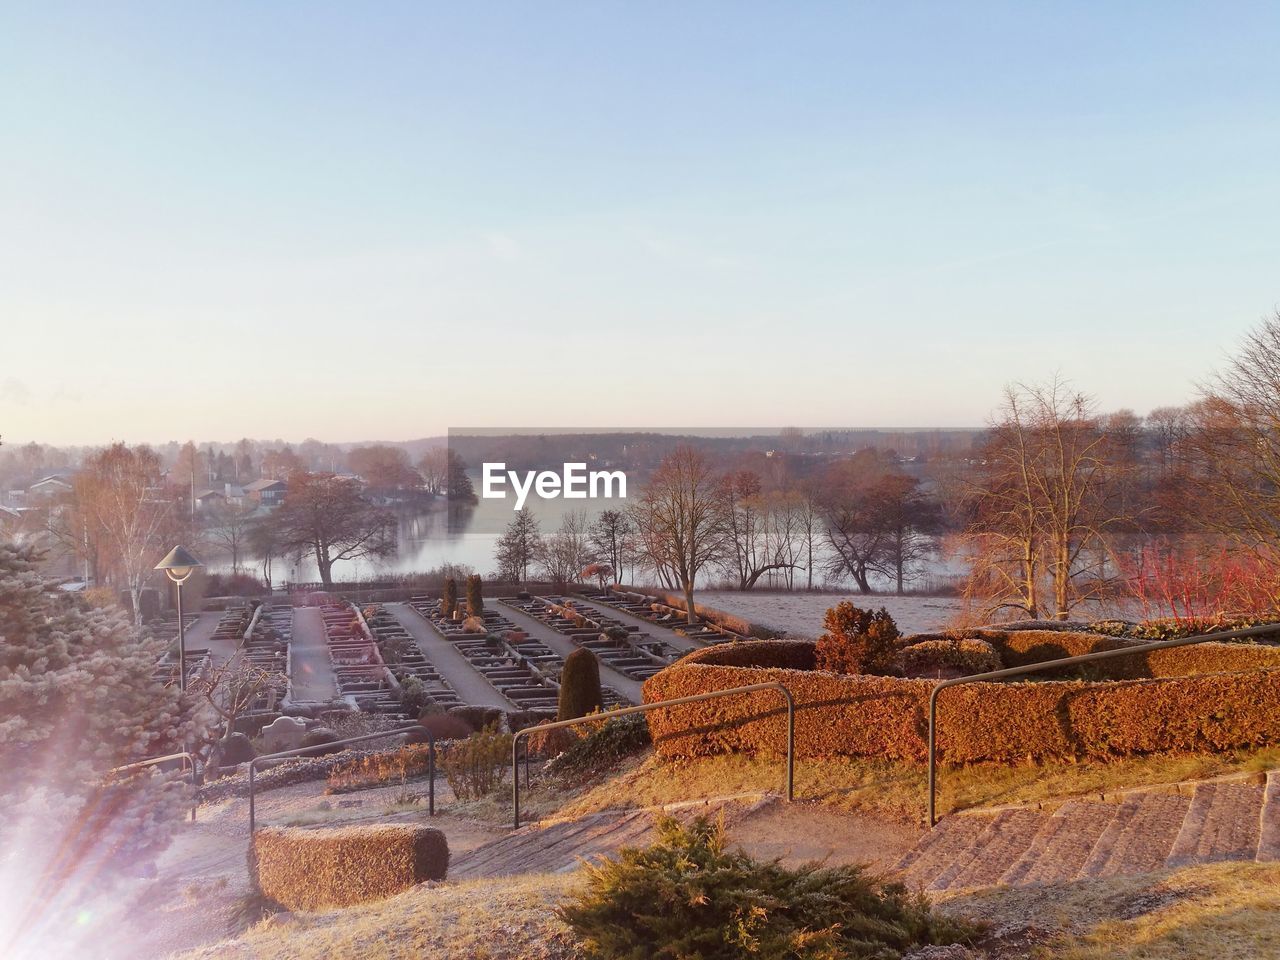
(927, 622, 1280, 826)
(248, 725, 434, 833)
(511, 681, 796, 829)
(108, 751, 198, 821)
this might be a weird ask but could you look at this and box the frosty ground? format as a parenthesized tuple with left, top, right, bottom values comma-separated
(697, 590, 965, 637)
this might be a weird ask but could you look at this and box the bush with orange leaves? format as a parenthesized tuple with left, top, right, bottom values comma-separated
(325, 743, 435, 794)
(813, 602, 904, 675)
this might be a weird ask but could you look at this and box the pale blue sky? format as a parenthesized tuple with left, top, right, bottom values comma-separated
(2, 2, 1278, 444)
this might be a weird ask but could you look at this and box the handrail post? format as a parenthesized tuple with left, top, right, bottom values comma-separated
(782, 685, 795, 802)
(248, 760, 257, 833)
(927, 685, 940, 828)
(428, 732, 436, 817)
(511, 736, 521, 829)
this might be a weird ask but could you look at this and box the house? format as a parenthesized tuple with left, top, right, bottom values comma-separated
(0, 504, 22, 534)
(194, 489, 227, 512)
(244, 478, 287, 507)
(28, 475, 73, 499)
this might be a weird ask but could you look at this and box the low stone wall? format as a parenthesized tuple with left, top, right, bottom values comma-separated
(642, 634, 1280, 765)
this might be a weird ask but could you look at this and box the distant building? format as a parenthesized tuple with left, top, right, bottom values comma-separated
(28, 475, 73, 499)
(194, 489, 227, 512)
(0, 504, 22, 533)
(244, 478, 287, 507)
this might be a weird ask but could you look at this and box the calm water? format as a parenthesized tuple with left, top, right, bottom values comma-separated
(258, 487, 617, 584)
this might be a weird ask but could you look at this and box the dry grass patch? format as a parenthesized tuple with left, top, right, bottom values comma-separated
(942, 861, 1280, 959)
(180, 872, 582, 960)
(554, 746, 1280, 826)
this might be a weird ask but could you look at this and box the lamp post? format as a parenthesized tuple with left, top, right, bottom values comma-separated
(155, 545, 204, 690)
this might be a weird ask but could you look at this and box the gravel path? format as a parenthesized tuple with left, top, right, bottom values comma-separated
(289, 607, 338, 702)
(386, 603, 512, 709)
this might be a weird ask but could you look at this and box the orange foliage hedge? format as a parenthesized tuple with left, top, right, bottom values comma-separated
(642, 634, 1280, 765)
(253, 824, 448, 910)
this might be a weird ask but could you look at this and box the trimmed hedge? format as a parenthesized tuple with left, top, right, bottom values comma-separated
(642, 634, 1280, 765)
(253, 824, 448, 910)
(897, 638, 1001, 676)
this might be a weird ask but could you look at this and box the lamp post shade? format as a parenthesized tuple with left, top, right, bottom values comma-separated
(155, 545, 204, 582)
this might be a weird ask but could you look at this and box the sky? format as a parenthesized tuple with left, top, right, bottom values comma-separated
(2, 2, 1279, 445)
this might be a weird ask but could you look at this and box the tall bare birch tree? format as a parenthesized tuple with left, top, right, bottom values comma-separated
(77, 444, 178, 626)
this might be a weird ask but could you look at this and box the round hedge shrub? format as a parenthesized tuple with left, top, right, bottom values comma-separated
(897, 638, 1002, 677)
(559, 648, 604, 721)
(813, 603, 903, 675)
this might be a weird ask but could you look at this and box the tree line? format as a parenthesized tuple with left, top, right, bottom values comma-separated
(492, 311, 1280, 626)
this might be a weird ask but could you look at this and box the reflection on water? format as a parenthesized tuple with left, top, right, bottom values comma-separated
(276, 493, 612, 583)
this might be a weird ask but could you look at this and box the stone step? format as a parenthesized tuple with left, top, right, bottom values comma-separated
(1167, 781, 1265, 867)
(894, 813, 995, 891)
(1259, 772, 1280, 863)
(1080, 791, 1191, 878)
(1000, 800, 1119, 886)
(935, 808, 1045, 890)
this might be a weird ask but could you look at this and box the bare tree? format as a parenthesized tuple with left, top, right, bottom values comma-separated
(188, 657, 286, 755)
(417, 448, 450, 496)
(1181, 314, 1280, 596)
(347, 445, 421, 489)
(876, 474, 942, 595)
(76, 444, 179, 626)
(961, 379, 1118, 620)
(818, 453, 897, 593)
(204, 499, 258, 574)
(628, 446, 729, 624)
(267, 472, 395, 587)
(538, 512, 596, 589)
(588, 509, 633, 584)
(494, 508, 542, 583)
(721, 471, 798, 589)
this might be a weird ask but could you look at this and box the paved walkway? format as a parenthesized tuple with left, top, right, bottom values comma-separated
(387, 603, 512, 709)
(499, 604, 644, 703)
(288, 607, 338, 702)
(181, 611, 233, 660)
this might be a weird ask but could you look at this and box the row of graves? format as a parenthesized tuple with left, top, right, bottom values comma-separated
(318, 601, 410, 720)
(364, 606, 465, 711)
(235, 601, 291, 731)
(407, 594, 630, 711)
(501, 595, 680, 681)
(579, 586, 744, 644)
